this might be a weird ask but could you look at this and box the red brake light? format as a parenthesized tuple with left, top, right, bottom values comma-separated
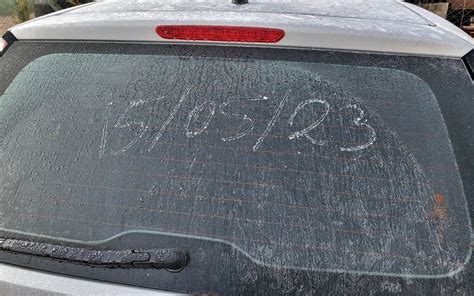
(156, 25, 285, 43)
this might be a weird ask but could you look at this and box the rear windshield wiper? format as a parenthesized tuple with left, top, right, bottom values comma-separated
(0, 237, 188, 272)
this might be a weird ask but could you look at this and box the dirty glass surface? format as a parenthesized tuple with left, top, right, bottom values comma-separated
(0, 53, 471, 278)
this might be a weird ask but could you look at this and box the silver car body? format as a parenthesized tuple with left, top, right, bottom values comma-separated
(1, 0, 473, 294)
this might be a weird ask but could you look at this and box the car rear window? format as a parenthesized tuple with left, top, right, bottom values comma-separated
(0, 43, 472, 294)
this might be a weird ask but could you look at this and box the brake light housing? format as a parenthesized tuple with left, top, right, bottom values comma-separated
(156, 25, 285, 43)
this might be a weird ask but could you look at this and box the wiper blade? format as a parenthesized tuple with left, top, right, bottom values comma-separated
(0, 237, 188, 272)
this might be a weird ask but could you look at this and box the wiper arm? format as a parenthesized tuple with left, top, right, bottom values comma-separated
(0, 237, 188, 272)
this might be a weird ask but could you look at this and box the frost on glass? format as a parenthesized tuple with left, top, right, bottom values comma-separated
(0, 54, 470, 277)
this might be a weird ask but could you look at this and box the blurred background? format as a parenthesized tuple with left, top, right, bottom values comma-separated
(406, 0, 474, 36)
(1, 0, 473, 37)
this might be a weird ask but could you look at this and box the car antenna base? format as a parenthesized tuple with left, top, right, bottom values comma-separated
(232, 0, 248, 5)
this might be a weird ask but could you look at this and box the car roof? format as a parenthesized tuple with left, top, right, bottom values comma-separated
(9, 0, 474, 57)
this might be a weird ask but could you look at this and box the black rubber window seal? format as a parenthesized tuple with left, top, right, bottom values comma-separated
(0, 31, 17, 57)
(462, 49, 474, 81)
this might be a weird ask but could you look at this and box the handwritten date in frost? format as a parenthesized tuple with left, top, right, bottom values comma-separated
(99, 89, 376, 158)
